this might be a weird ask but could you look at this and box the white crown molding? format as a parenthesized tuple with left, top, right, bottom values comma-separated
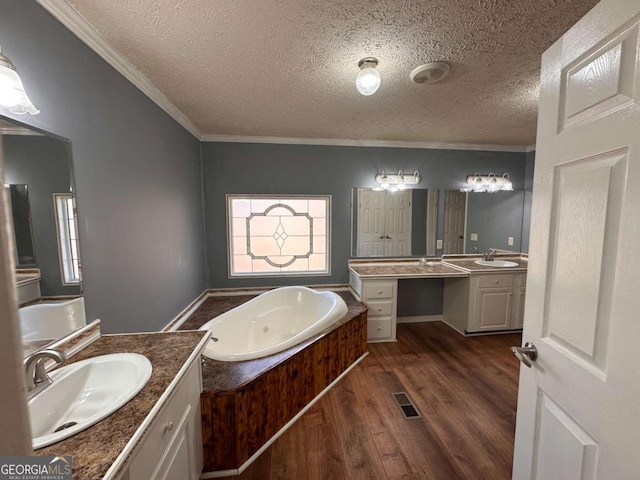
(36, 0, 202, 139)
(200, 134, 530, 153)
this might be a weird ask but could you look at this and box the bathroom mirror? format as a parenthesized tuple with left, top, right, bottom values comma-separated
(351, 186, 527, 257)
(443, 189, 525, 254)
(351, 188, 439, 257)
(0, 116, 86, 356)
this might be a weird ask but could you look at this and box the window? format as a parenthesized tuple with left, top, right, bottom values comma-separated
(227, 195, 330, 277)
(53, 193, 81, 285)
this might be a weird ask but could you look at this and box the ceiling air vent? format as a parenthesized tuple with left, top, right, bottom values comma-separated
(410, 62, 451, 84)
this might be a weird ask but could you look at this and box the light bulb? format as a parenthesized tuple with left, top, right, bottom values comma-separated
(356, 58, 380, 96)
(380, 171, 389, 189)
(397, 171, 406, 190)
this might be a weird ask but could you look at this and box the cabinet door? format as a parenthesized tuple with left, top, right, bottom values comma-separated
(157, 424, 191, 480)
(473, 287, 512, 331)
(511, 286, 526, 329)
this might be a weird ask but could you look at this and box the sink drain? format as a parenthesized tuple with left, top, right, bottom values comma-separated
(54, 422, 77, 432)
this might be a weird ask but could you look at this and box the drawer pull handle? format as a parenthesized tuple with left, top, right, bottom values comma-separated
(377, 308, 382, 312)
(377, 327, 382, 331)
(378, 290, 383, 294)
(164, 421, 174, 432)
(494, 280, 499, 284)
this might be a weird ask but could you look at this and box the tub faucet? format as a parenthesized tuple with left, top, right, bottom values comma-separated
(24, 349, 68, 399)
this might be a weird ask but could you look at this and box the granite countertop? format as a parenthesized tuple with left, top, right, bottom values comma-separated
(348, 261, 468, 279)
(178, 291, 367, 392)
(36, 330, 208, 480)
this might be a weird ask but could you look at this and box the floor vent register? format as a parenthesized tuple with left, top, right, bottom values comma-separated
(392, 392, 422, 419)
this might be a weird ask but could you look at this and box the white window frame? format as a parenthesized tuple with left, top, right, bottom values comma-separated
(226, 194, 331, 278)
(53, 193, 81, 285)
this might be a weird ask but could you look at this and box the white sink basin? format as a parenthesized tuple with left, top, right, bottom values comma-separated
(474, 260, 519, 268)
(29, 353, 152, 449)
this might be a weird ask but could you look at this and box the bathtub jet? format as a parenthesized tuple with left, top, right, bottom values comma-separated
(198, 287, 348, 361)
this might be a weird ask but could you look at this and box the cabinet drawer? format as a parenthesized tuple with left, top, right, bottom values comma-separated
(365, 283, 394, 299)
(367, 300, 393, 317)
(367, 318, 392, 340)
(478, 274, 513, 288)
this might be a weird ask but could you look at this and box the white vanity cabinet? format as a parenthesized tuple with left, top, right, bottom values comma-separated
(443, 272, 526, 334)
(349, 272, 398, 342)
(116, 358, 203, 480)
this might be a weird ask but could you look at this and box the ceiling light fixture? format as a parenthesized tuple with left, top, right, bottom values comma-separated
(0, 42, 39, 115)
(356, 57, 380, 96)
(375, 170, 421, 190)
(460, 173, 513, 193)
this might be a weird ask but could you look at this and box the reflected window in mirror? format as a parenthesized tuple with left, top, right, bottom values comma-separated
(53, 193, 80, 284)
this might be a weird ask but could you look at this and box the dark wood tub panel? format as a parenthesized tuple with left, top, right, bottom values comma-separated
(201, 311, 368, 472)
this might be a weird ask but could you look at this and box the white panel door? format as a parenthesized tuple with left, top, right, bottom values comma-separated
(385, 190, 411, 256)
(513, 1, 640, 479)
(356, 189, 385, 256)
(443, 190, 466, 254)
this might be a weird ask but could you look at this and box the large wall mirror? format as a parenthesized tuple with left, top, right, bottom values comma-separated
(0, 116, 86, 356)
(351, 186, 527, 257)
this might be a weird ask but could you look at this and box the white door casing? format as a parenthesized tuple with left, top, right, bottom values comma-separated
(513, 1, 640, 479)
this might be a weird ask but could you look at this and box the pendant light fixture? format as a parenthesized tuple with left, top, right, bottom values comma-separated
(356, 57, 380, 96)
(0, 42, 39, 115)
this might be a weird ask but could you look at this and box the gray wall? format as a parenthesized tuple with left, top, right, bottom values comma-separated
(3, 134, 81, 296)
(0, 1, 205, 333)
(202, 142, 527, 290)
(521, 150, 535, 253)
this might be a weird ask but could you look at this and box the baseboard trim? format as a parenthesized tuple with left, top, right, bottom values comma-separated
(199, 352, 369, 479)
(397, 315, 443, 324)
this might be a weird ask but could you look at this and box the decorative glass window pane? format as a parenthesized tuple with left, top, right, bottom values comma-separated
(227, 195, 331, 277)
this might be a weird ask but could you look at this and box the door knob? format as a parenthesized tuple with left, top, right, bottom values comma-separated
(511, 342, 537, 368)
(378, 235, 384, 239)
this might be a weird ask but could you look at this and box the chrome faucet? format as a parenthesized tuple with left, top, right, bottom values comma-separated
(483, 248, 497, 261)
(24, 349, 68, 399)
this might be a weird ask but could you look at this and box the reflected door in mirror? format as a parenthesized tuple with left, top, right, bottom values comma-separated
(443, 190, 466, 254)
(356, 189, 412, 256)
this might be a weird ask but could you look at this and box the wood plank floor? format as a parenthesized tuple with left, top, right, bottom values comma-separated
(220, 322, 522, 480)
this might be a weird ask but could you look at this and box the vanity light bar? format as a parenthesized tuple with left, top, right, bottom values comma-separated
(375, 170, 422, 191)
(461, 173, 513, 193)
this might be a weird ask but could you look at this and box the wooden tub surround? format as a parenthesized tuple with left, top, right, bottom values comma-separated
(178, 291, 368, 475)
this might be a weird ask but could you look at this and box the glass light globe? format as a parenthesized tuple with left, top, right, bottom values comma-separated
(356, 66, 381, 96)
(0, 63, 39, 114)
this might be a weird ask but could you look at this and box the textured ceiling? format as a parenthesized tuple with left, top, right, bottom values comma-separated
(64, 0, 599, 145)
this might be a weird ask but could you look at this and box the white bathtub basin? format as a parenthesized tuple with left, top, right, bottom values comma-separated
(20, 297, 86, 341)
(199, 286, 348, 361)
(29, 353, 152, 449)
(474, 260, 519, 268)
